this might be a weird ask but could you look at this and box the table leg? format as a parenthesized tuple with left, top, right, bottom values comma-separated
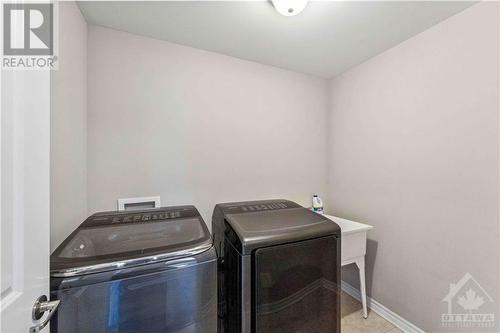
(355, 257, 368, 318)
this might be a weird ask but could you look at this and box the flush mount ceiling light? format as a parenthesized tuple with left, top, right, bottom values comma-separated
(271, 0, 309, 17)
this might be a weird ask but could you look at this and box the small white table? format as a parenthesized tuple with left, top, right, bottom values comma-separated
(325, 214, 373, 319)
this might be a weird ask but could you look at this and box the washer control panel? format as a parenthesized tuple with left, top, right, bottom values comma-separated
(83, 206, 199, 227)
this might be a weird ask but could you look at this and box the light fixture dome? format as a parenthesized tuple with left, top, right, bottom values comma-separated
(271, 0, 309, 17)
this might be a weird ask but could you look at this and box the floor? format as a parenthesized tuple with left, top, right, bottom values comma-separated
(341, 291, 403, 333)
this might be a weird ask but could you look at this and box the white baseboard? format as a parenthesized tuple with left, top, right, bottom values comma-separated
(341, 280, 426, 333)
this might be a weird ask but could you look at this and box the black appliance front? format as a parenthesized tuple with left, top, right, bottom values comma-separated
(213, 200, 341, 333)
(51, 249, 217, 333)
(253, 236, 340, 332)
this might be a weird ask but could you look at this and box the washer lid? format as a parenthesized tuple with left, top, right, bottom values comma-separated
(51, 206, 212, 277)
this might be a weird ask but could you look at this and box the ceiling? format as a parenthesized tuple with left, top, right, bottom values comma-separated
(78, 1, 475, 78)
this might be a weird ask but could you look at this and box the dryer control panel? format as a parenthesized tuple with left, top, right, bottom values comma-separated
(221, 200, 301, 215)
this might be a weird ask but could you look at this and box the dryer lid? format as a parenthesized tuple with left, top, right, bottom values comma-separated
(51, 206, 212, 277)
(224, 204, 340, 255)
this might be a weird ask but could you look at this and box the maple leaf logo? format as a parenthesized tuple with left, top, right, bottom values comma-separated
(457, 289, 485, 312)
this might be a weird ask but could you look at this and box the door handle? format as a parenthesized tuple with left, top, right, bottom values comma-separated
(29, 295, 60, 333)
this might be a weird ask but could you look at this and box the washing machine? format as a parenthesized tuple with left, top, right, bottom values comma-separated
(212, 199, 341, 333)
(50, 205, 217, 333)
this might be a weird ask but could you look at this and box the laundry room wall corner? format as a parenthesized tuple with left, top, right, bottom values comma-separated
(50, 1, 88, 252)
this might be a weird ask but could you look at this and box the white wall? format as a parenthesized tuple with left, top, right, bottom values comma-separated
(328, 2, 499, 331)
(50, 1, 87, 251)
(87, 25, 329, 225)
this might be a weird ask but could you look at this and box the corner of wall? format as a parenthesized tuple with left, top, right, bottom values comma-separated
(50, 0, 89, 252)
